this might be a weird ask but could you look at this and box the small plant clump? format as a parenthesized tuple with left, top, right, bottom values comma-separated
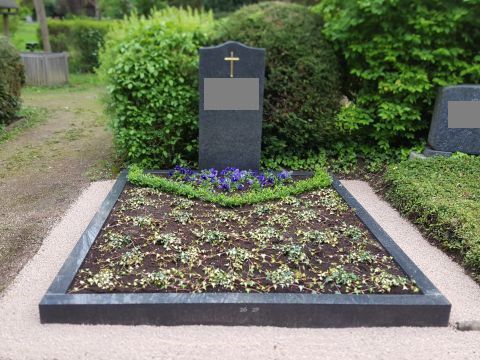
(70, 184, 419, 295)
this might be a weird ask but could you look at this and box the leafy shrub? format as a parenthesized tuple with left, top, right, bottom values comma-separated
(315, 0, 480, 149)
(44, 19, 114, 72)
(0, 37, 24, 126)
(99, 7, 214, 167)
(384, 155, 480, 281)
(213, 2, 343, 159)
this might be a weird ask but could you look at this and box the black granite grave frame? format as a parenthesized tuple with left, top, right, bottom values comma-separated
(39, 170, 451, 327)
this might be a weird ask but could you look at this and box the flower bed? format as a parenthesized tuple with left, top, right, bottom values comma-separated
(70, 168, 418, 295)
(39, 170, 451, 327)
(128, 165, 331, 207)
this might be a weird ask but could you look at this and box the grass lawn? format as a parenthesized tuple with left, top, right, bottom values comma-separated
(383, 155, 480, 281)
(12, 21, 38, 52)
(22, 73, 104, 95)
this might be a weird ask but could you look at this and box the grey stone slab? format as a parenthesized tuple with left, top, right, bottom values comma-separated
(39, 170, 451, 327)
(408, 151, 427, 160)
(423, 146, 452, 158)
(428, 85, 480, 154)
(199, 41, 265, 170)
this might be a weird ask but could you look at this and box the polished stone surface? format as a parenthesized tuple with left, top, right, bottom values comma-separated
(428, 85, 480, 154)
(198, 41, 265, 170)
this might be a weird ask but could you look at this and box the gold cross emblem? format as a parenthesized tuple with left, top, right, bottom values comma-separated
(224, 51, 240, 78)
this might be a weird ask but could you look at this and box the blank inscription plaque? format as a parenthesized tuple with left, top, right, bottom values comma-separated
(448, 101, 480, 128)
(204, 78, 259, 111)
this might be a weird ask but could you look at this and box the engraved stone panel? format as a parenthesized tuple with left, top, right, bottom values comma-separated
(448, 101, 480, 128)
(204, 78, 259, 111)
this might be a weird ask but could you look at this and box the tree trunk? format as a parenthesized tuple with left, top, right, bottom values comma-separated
(2, 14, 9, 37)
(95, 0, 101, 19)
(33, 0, 51, 52)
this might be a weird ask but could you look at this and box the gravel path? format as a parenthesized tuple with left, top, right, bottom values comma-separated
(0, 180, 479, 360)
(0, 85, 113, 293)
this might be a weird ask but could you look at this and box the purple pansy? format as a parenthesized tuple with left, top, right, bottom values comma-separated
(169, 166, 292, 193)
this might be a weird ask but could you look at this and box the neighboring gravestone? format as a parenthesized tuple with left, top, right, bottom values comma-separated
(198, 41, 265, 170)
(426, 85, 480, 156)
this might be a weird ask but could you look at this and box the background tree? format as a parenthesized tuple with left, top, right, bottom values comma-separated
(33, 0, 51, 51)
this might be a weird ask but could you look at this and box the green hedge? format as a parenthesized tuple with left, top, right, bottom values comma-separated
(315, 0, 480, 149)
(42, 19, 114, 73)
(0, 37, 24, 126)
(384, 155, 480, 281)
(213, 2, 343, 159)
(99, 7, 214, 168)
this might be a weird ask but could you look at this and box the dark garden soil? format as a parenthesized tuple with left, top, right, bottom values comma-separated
(70, 184, 419, 295)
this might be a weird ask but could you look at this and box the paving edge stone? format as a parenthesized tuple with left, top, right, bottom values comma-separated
(456, 321, 480, 331)
(423, 146, 453, 158)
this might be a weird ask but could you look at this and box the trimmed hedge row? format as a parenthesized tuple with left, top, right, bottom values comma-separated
(42, 19, 114, 73)
(0, 37, 24, 126)
(384, 155, 480, 281)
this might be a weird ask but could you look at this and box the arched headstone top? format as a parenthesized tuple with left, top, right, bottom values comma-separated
(201, 40, 264, 51)
(199, 41, 265, 79)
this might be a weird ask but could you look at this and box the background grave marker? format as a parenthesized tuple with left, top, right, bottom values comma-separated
(427, 85, 480, 156)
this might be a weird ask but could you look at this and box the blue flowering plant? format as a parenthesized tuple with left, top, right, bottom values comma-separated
(168, 166, 293, 193)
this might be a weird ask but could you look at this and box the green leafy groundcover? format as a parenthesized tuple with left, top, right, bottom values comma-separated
(315, 0, 480, 149)
(384, 155, 480, 281)
(128, 165, 332, 207)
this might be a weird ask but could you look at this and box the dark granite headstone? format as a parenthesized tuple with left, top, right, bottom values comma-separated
(199, 41, 265, 170)
(427, 85, 480, 155)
